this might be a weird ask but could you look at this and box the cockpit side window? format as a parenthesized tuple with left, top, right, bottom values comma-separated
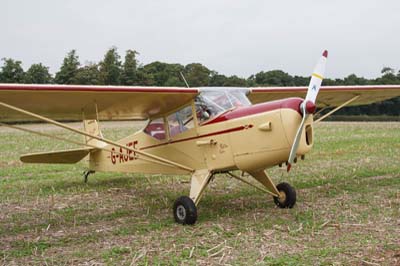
(167, 105, 194, 138)
(144, 118, 166, 140)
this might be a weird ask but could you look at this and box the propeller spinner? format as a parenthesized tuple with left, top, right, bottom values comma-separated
(287, 50, 328, 172)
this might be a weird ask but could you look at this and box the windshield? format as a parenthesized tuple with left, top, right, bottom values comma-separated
(195, 89, 251, 123)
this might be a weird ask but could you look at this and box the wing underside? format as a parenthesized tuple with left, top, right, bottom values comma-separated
(0, 84, 199, 122)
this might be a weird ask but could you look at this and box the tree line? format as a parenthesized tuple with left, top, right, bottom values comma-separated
(0, 47, 399, 116)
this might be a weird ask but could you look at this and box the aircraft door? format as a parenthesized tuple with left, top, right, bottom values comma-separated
(195, 119, 235, 171)
(197, 130, 235, 171)
(163, 105, 207, 169)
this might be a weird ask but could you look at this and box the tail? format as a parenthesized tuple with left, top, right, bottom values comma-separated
(20, 119, 106, 164)
(83, 119, 107, 148)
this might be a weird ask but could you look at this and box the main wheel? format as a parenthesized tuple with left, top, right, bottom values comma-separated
(273, 182, 296, 208)
(173, 196, 197, 225)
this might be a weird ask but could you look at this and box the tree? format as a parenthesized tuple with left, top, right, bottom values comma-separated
(0, 58, 25, 83)
(184, 63, 210, 87)
(55, 50, 80, 84)
(323, 78, 342, 86)
(74, 63, 101, 85)
(375, 67, 400, 85)
(246, 75, 257, 87)
(138, 62, 185, 86)
(121, 50, 139, 85)
(223, 75, 247, 86)
(381, 67, 395, 75)
(209, 71, 228, 86)
(99, 47, 122, 85)
(254, 70, 294, 86)
(343, 74, 369, 85)
(292, 75, 309, 86)
(24, 63, 52, 84)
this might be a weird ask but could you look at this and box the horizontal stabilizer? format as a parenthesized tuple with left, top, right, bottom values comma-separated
(20, 148, 94, 164)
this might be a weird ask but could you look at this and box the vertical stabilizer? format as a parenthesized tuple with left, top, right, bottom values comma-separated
(83, 120, 106, 148)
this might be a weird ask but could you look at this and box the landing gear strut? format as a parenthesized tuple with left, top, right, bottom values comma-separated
(83, 170, 95, 183)
(172, 169, 212, 225)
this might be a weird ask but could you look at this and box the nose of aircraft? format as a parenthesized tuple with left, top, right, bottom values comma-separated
(305, 101, 316, 114)
(279, 101, 314, 160)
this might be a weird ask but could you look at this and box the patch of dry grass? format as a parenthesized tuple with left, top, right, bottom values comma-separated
(0, 122, 399, 265)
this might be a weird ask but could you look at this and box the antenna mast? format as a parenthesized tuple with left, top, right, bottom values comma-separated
(180, 72, 190, 88)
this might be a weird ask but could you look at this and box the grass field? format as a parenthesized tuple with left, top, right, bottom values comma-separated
(0, 122, 399, 265)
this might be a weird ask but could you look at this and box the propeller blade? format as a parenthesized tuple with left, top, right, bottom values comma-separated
(287, 50, 328, 172)
(305, 50, 328, 104)
(287, 104, 308, 172)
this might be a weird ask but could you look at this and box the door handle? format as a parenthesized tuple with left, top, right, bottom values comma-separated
(196, 139, 217, 146)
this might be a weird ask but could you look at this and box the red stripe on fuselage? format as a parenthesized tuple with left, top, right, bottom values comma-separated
(140, 124, 253, 150)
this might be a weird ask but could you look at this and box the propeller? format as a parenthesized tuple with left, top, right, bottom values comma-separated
(287, 50, 328, 172)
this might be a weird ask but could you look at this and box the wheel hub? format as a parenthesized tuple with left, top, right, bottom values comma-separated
(176, 205, 186, 220)
(278, 191, 287, 203)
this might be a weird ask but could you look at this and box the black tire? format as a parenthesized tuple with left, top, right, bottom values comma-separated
(273, 182, 296, 208)
(173, 196, 197, 225)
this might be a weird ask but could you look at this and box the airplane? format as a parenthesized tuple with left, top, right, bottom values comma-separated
(1, 50, 400, 225)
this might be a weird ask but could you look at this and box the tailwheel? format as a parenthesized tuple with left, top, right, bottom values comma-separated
(173, 196, 197, 225)
(83, 170, 95, 183)
(273, 182, 296, 208)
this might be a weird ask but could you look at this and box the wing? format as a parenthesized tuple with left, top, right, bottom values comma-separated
(0, 84, 199, 122)
(249, 85, 400, 107)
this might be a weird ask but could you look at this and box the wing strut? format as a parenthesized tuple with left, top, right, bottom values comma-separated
(227, 172, 279, 197)
(314, 95, 360, 123)
(0, 101, 194, 172)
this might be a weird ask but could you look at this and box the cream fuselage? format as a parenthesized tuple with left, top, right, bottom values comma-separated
(89, 97, 314, 175)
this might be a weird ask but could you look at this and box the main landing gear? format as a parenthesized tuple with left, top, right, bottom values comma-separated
(273, 182, 296, 208)
(173, 196, 197, 225)
(229, 171, 296, 209)
(173, 169, 212, 225)
(172, 169, 296, 225)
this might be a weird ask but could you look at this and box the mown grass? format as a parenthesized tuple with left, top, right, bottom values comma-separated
(0, 121, 399, 265)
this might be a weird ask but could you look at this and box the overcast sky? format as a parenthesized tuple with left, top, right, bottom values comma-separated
(1, 0, 400, 79)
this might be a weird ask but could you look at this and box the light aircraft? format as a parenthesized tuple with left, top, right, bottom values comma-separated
(1, 51, 400, 225)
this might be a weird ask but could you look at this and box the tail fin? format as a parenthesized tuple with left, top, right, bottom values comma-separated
(83, 120, 106, 148)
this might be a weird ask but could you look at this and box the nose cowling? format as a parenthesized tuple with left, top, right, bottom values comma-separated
(280, 106, 314, 157)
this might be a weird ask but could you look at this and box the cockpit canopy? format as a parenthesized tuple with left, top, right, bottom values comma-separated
(195, 89, 251, 123)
